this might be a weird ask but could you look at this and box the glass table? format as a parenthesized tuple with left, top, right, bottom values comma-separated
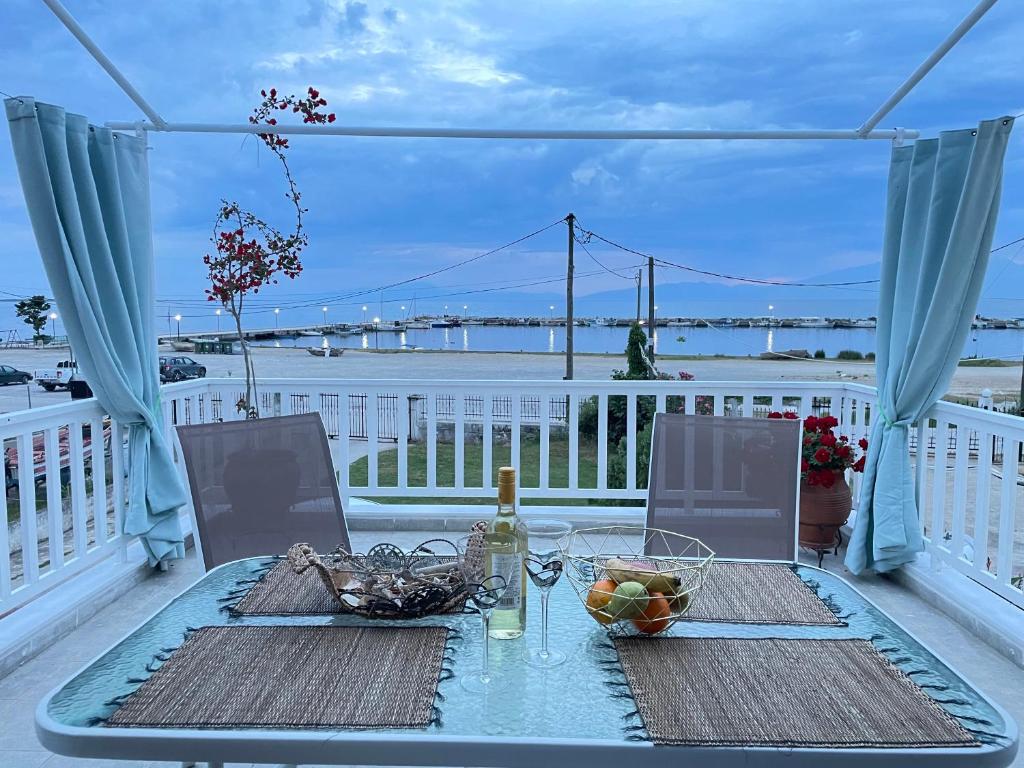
(36, 558, 1019, 767)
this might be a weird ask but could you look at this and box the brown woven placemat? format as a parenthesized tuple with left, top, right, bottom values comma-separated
(686, 562, 841, 625)
(613, 637, 978, 748)
(107, 625, 449, 729)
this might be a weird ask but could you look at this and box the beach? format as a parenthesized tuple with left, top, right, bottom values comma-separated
(0, 345, 1019, 414)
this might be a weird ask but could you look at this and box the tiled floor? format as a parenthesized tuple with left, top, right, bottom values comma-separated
(2, 532, 1023, 768)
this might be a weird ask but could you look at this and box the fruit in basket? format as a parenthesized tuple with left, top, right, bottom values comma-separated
(605, 558, 681, 595)
(607, 581, 649, 620)
(633, 592, 672, 634)
(667, 588, 691, 614)
(585, 579, 618, 624)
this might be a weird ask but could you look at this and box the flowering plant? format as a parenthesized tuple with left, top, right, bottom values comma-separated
(204, 87, 335, 417)
(768, 412, 868, 487)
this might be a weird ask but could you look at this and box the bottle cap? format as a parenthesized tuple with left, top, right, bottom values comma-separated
(498, 466, 516, 503)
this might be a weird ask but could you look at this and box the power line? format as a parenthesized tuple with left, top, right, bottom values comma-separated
(571, 223, 640, 281)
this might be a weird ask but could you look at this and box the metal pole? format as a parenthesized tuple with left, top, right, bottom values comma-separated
(565, 213, 575, 381)
(858, 0, 1000, 135)
(105, 121, 921, 142)
(40, 0, 167, 128)
(647, 256, 655, 362)
(1019, 350, 1024, 417)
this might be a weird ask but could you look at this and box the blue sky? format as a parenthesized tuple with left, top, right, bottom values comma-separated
(1, 0, 1023, 331)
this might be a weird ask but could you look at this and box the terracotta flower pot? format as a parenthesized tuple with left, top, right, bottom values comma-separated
(799, 472, 852, 548)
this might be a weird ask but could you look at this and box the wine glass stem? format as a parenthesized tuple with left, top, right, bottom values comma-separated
(540, 590, 550, 657)
(481, 610, 491, 683)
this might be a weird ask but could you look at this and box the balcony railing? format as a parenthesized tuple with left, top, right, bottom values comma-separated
(2, 376, 1022, 619)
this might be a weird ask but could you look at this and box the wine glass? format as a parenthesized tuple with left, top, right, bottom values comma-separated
(456, 531, 518, 692)
(522, 519, 572, 667)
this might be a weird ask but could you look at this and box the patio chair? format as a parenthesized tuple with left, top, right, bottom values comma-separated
(177, 412, 351, 571)
(645, 413, 801, 561)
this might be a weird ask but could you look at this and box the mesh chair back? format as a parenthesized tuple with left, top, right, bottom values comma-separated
(177, 412, 351, 570)
(646, 413, 801, 561)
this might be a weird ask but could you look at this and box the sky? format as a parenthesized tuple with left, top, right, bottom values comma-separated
(1, 0, 1023, 333)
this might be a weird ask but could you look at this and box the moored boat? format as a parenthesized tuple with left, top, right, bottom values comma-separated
(307, 347, 343, 357)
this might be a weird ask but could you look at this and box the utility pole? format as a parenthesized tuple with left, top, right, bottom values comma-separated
(565, 213, 575, 380)
(635, 270, 642, 324)
(647, 256, 655, 362)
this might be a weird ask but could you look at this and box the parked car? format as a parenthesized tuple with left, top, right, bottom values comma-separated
(160, 356, 207, 382)
(0, 364, 32, 385)
(33, 360, 77, 391)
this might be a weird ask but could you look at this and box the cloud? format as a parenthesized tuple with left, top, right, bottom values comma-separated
(341, 2, 369, 35)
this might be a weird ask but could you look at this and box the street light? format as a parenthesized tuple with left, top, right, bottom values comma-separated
(322, 306, 328, 328)
(214, 307, 221, 332)
(362, 305, 368, 324)
(49, 312, 58, 342)
(174, 313, 182, 339)
(274, 307, 280, 329)
(768, 304, 775, 325)
(549, 304, 555, 321)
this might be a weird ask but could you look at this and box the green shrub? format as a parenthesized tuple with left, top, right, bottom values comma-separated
(865, 351, 876, 361)
(814, 349, 826, 359)
(837, 349, 864, 360)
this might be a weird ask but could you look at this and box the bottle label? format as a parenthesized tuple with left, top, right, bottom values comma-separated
(492, 552, 522, 610)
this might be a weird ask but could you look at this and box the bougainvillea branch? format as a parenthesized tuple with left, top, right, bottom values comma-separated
(204, 87, 335, 417)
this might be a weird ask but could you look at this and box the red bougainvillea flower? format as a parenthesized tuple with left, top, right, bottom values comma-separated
(858, 437, 869, 449)
(817, 415, 839, 430)
(783, 411, 799, 419)
(768, 411, 783, 419)
(804, 415, 819, 431)
(813, 447, 832, 464)
(853, 456, 866, 472)
(835, 444, 851, 459)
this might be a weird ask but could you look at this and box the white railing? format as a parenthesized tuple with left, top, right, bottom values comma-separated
(0, 397, 129, 616)
(3, 376, 1021, 617)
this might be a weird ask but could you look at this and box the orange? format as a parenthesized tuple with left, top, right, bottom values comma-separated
(632, 591, 671, 634)
(586, 579, 618, 625)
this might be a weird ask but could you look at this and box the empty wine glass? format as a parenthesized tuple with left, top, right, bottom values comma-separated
(457, 531, 518, 692)
(522, 519, 572, 667)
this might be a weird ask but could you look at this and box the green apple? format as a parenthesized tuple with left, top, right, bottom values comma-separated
(606, 581, 649, 619)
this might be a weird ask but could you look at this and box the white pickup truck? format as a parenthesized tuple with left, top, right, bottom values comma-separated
(33, 360, 79, 391)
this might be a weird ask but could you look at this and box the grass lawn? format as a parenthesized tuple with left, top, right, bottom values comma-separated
(347, 436, 640, 506)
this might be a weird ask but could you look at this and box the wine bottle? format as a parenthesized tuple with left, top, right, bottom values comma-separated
(488, 466, 527, 639)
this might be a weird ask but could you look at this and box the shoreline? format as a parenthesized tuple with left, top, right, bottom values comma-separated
(0, 345, 1019, 415)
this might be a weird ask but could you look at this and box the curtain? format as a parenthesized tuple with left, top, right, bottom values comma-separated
(6, 97, 185, 565)
(846, 116, 1014, 575)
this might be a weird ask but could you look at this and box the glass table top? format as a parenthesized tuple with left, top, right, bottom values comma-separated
(41, 558, 1015, 762)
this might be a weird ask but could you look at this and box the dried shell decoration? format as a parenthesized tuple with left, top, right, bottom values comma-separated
(287, 525, 486, 619)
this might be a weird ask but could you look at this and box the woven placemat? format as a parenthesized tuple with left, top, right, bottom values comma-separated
(686, 562, 841, 625)
(613, 637, 978, 748)
(106, 625, 449, 729)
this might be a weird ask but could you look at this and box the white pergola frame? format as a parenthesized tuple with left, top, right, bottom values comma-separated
(39, 0, 1001, 144)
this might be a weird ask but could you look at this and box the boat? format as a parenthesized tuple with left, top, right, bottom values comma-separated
(299, 330, 322, 337)
(307, 347, 343, 357)
(405, 320, 430, 330)
(170, 340, 195, 352)
(431, 319, 453, 329)
(461, 319, 484, 326)
(592, 317, 615, 327)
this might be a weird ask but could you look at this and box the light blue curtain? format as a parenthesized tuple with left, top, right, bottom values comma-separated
(6, 97, 185, 565)
(846, 116, 1014, 575)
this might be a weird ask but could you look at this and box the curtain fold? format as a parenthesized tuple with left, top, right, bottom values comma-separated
(846, 116, 1014, 575)
(6, 97, 185, 565)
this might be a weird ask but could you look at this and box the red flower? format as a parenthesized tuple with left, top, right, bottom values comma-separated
(858, 437, 869, 450)
(803, 436, 813, 445)
(853, 456, 866, 472)
(768, 411, 783, 419)
(813, 447, 831, 464)
(817, 415, 838, 430)
(817, 470, 836, 488)
(327, 113, 336, 123)
(804, 416, 819, 431)
(783, 411, 799, 419)
(835, 444, 851, 459)
(820, 432, 837, 447)
(801, 459, 809, 472)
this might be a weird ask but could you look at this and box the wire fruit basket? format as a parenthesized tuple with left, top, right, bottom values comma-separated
(563, 526, 715, 636)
